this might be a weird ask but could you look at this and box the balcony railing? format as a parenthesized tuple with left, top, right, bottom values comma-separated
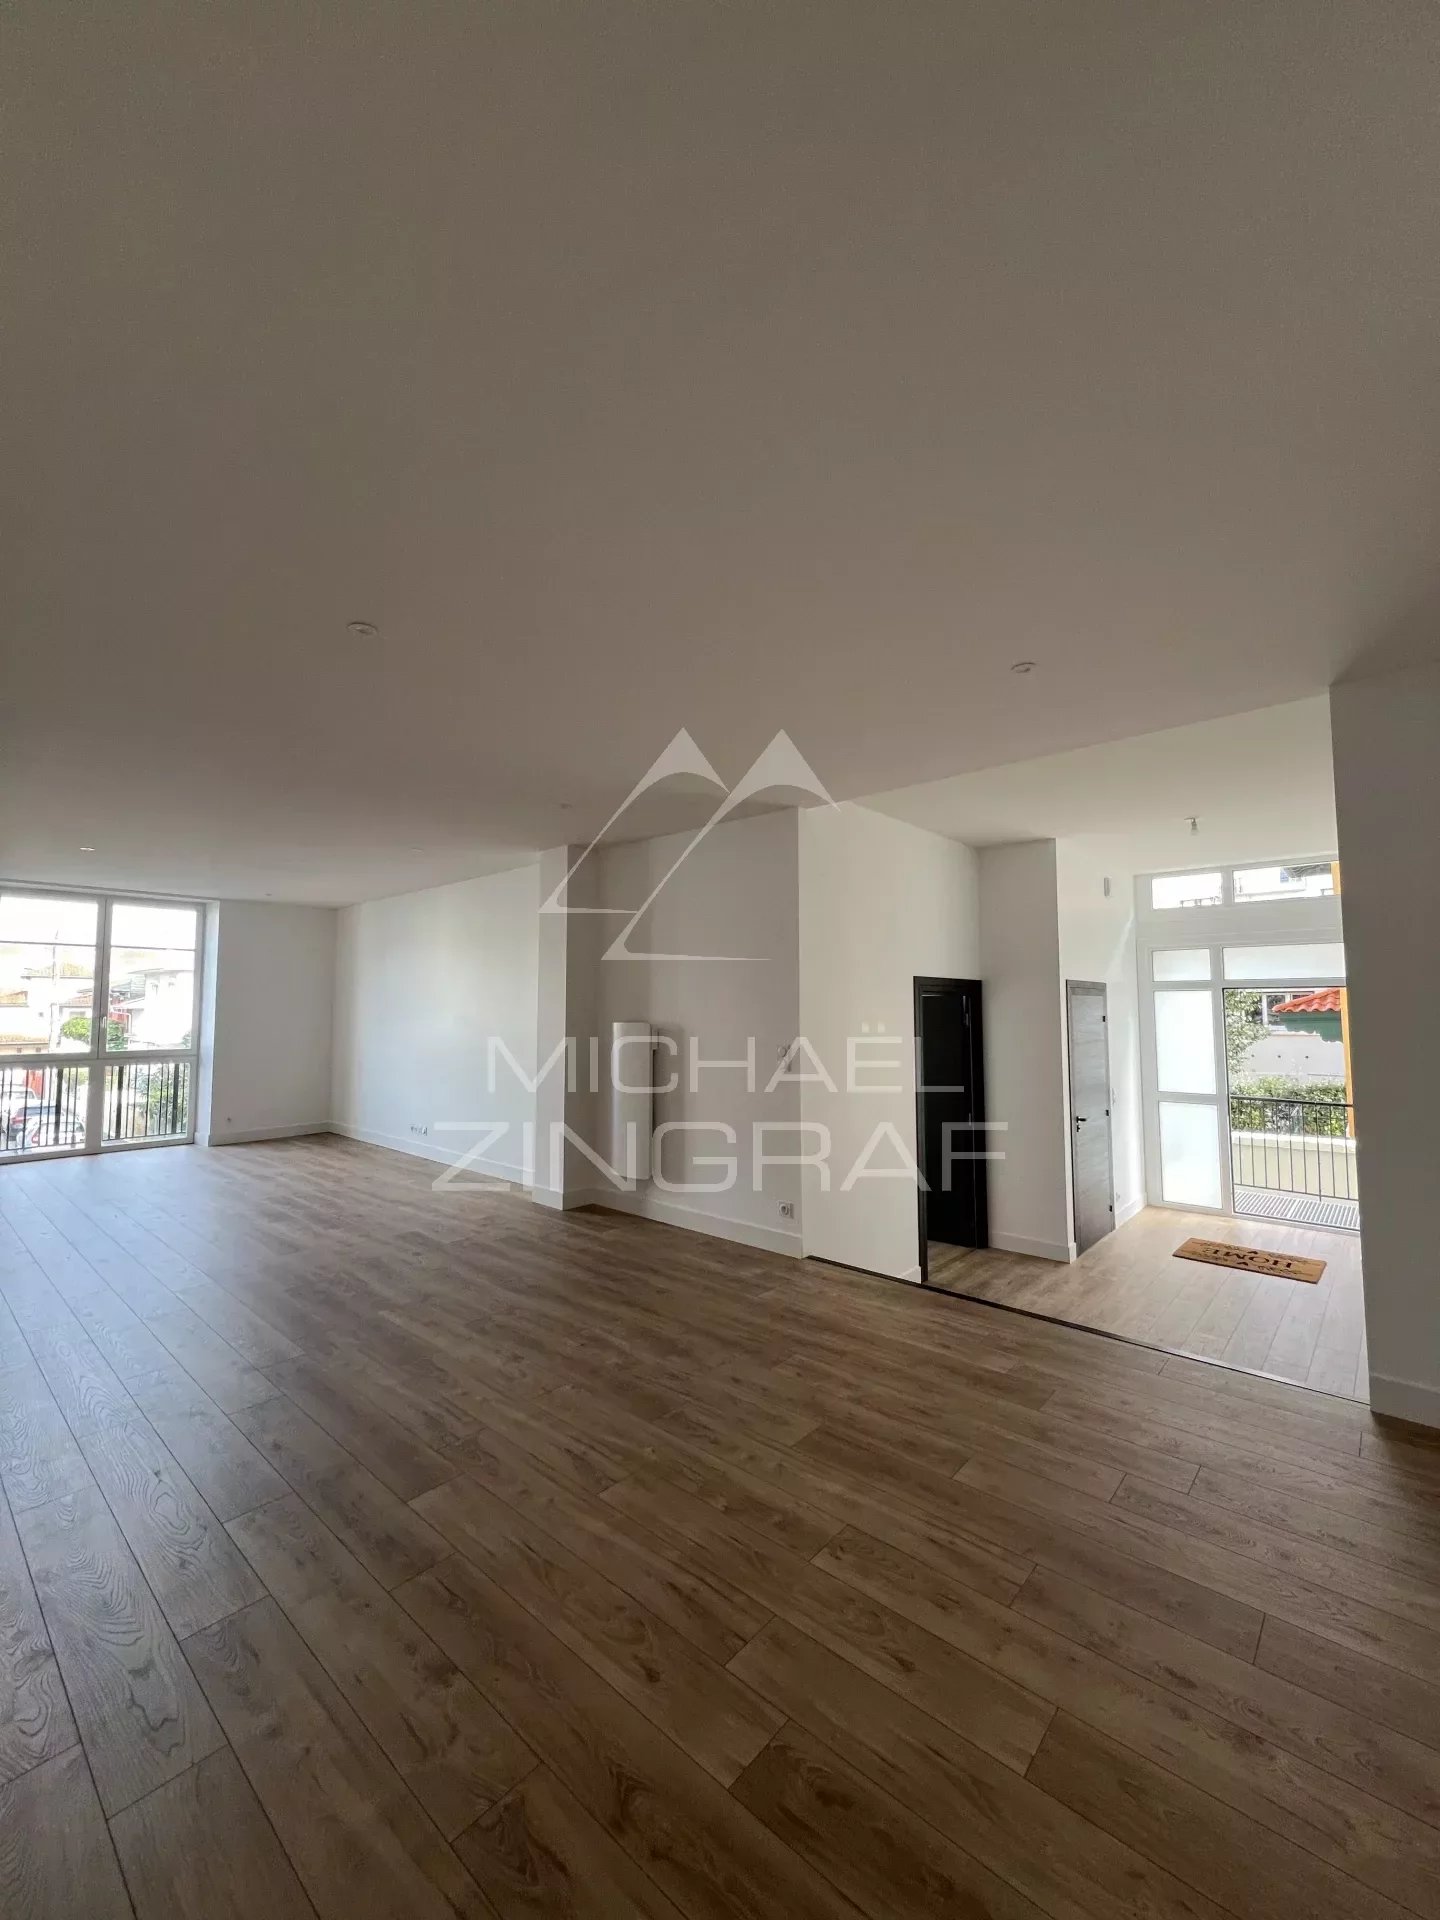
(1228, 1094, 1357, 1200)
(1, 1063, 89, 1156)
(102, 1058, 192, 1143)
(2, 1057, 194, 1156)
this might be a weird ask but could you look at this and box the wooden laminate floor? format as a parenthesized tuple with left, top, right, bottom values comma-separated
(929, 1206, 1367, 1400)
(2, 1135, 1437, 1920)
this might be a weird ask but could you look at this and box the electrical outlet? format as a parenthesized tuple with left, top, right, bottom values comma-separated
(410, 1122, 430, 1137)
(779, 1200, 795, 1220)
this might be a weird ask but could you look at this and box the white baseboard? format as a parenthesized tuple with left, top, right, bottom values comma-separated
(1115, 1194, 1146, 1228)
(328, 1122, 530, 1187)
(990, 1231, 1076, 1263)
(205, 1123, 331, 1147)
(1368, 1372, 1440, 1431)
(585, 1186, 802, 1257)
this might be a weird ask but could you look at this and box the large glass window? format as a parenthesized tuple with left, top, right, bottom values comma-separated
(1152, 948, 1211, 981)
(1223, 942, 1346, 982)
(1151, 871, 1223, 911)
(0, 890, 201, 1159)
(0, 893, 99, 1056)
(1233, 861, 1335, 904)
(1159, 1101, 1223, 1208)
(105, 903, 198, 1053)
(1155, 990, 1217, 1095)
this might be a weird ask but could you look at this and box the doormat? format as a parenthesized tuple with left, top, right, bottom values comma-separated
(1174, 1237, 1325, 1284)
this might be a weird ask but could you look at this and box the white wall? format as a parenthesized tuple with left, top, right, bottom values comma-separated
(979, 841, 1074, 1261)
(331, 864, 539, 1181)
(1331, 662, 1440, 1427)
(1055, 841, 1145, 1228)
(202, 901, 336, 1144)
(799, 804, 979, 1280)
(590, 809, 803, 1253)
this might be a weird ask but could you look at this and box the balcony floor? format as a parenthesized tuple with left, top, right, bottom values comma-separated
(1233, 1184, 1359, 1232)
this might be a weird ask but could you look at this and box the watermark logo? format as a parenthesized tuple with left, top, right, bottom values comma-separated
(539, 727, 834, 960)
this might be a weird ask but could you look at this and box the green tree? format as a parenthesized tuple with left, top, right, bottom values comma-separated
(1224, 989, 1263, 1081)
(57, 1014, 128, 1049)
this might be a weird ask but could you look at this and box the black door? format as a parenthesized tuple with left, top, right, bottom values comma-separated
(914, 977, 987, 1259)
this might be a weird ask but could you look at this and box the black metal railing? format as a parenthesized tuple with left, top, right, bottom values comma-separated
(102, 1058, 191, 1143)
(0, 1063, 89, 1155)
(1228, 1095, 1357, 1199)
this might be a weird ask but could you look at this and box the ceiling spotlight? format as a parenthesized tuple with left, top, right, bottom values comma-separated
(79, 845, 95, 854)
(1010, 660, 1035, 674)
(346, 619, 379, 639)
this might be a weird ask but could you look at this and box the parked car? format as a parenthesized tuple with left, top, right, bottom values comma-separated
(3, 1099, 86, 1152)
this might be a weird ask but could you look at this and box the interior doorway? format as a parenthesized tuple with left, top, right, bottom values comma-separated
(1066, 980, 1115, 1254)
(914, 976, 988, 1288)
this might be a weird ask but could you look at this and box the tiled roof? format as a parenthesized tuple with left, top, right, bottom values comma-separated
(1271, 988, 1341, 1016)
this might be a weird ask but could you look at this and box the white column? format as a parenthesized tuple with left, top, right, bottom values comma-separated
(1331, 663, 1440, 1427)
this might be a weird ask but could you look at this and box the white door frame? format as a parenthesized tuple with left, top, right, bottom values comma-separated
(0, 881, 206, 1161)
(1135, 865, 1345, 1218)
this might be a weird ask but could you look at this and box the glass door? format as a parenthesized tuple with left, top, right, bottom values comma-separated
(0, 891, 99, 1157)
(0, 888, 202, 1160)
(99, 900, 201, 1145)
(1146, 948, 1226, 1211)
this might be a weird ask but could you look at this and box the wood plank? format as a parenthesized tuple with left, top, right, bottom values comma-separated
(732, 1718, 1046, 1919)
(1028, 1710, 1411, 1920)
(172, 1281, 303, 1367)
(228, 1492, 535, 1836)
(0, 1484, 78, 1784)
(1111, 1472, 1440, 1637)
(413, 1474, 781, 1785)
(10, 1140, 1440, 1920)
(263, 1355, 453, 1500)
(731, 1615, 1232, 1920)
(603, 1467, 1053, 1773)
(15, 1485, 224, 1814)
(654, 1401, 1032, 1603)
(181, 1598, 486, 1920)
(1015, 1565, 1440, 1830)
(126, 1367, 288, 1523)
(0, 1362, 93, 1514)
(231, 1394, 447, 1588)
(444, 1423, 771, 1662)
(0, 1745, 134, 1920)
(453, 1768, 686, 1919)
(109, 1746, 316, 1920)
(1256, 1614, 1440, 1751)
(141, 1306, 275, 1413)
(955, 1454, 1440, 1681)
(823, 1529, 1440, 1913)
(398, 1552, 864, 1920)
(790, 1426, 1260, 1657)
(20, 1326, 264, 1635)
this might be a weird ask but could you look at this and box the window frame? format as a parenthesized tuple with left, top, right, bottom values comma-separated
(0, 882, 205, 1158)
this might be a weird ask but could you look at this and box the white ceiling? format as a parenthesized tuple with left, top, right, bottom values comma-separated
(3, 5, 1439, 904)
(865, 695, 1338, 875)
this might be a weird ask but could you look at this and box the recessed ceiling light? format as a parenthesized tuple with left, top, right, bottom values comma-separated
(346, 619, 378, 639)
(1010, 660, 1035, 674)
(79, 845, 95, 853)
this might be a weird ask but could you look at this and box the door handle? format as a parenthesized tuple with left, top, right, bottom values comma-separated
(1074, 1115, 1088, 1127)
